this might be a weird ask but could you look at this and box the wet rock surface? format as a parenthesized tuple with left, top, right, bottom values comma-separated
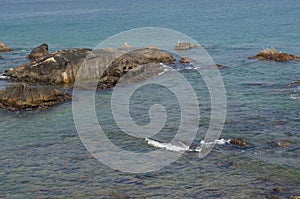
(0, 84, 71, 111)
(0, 41, 12, 52)
(249, 48, 300, 62)
(27, 43, 49, 60)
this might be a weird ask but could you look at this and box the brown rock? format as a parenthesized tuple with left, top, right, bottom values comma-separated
(0, 84, 71, 111)
(180, 57, 194, 64)
(175, 42, 192, 50)
(0, 41, 12, 52)
(289, 197, 300, 199)
(27, 43, 49, 60)
(249, 48, 300, 62)
(229, 138, 248, 147)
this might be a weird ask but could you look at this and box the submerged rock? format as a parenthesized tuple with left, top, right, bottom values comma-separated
(27, 43, 49, 60)
(269, 139, 293, 148)
(175, 42, 193, 50)
(0, 41, 12, 52)
(229, 138, 249, 147)
(249, 48, 300, 62)
(0, 84, 71, 111)
(213, 64, 229, 69)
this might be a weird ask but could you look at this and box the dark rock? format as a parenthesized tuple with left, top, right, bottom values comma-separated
(249, 48, 300, 62)
(272, 188, 282, 193)
(0, 84, 71, 111)
(175, 42, 192, 50)
(5, 48, 92, 85)
(180, 57, 194, 64)
(27, 43, 49, 60)
(269, 139, 293, 148)
(288, 80, 300, 87)
(0, 41, 12, 52)
(229, 138, 249, 147)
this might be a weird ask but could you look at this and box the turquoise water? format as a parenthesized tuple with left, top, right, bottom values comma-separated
(1, 0, 300, 198)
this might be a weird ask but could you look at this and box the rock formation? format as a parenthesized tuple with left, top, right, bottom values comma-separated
(5, 47, 175, 89)
(0, 41, 12, 52)
(0, 84, 71, 111)
(27, 43, 49, 60)
(4, 48, 92, 85)
(175, 42, 193, 50)
(249, 48, 300, 62)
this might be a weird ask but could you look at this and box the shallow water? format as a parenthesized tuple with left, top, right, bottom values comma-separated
(1, 0, 300, 198)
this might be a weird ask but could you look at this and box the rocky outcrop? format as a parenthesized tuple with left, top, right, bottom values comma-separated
(97, 47, 175, 89)
(0, 84, 71, 111)
(27, 43, 49, 60)
(4, 47, 175, 89)
(249, 48, 300, 62)
(0, 41, 12, 52)
(175, 42, 193, 50)
(4, 48, 92, 85)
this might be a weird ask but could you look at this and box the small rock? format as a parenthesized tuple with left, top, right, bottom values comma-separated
(272, 187, 282, 193)
(249, 48, 300, 62)
(175, 42, 192, 50)
(0, 41, 12, 52)
(229, 138, 248, 147)
(27, 43, 49, 60)
(289, 197, 300, 199)
(180, 56, 194, 64)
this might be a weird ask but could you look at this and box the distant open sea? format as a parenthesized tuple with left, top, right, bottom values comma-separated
(0, 0, 300, 198)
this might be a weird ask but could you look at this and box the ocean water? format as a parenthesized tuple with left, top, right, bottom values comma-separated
(1, 0, 300, 198)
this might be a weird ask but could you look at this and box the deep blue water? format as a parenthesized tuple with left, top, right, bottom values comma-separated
(0, 0, 300, 198)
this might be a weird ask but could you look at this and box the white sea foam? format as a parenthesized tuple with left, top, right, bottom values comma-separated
(145, 138, 230, 152)
(145, 138, 189, 152)
(158, 63, 174, 76)
(0, 74, 8, 80)
(290, 94, 300, 100)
